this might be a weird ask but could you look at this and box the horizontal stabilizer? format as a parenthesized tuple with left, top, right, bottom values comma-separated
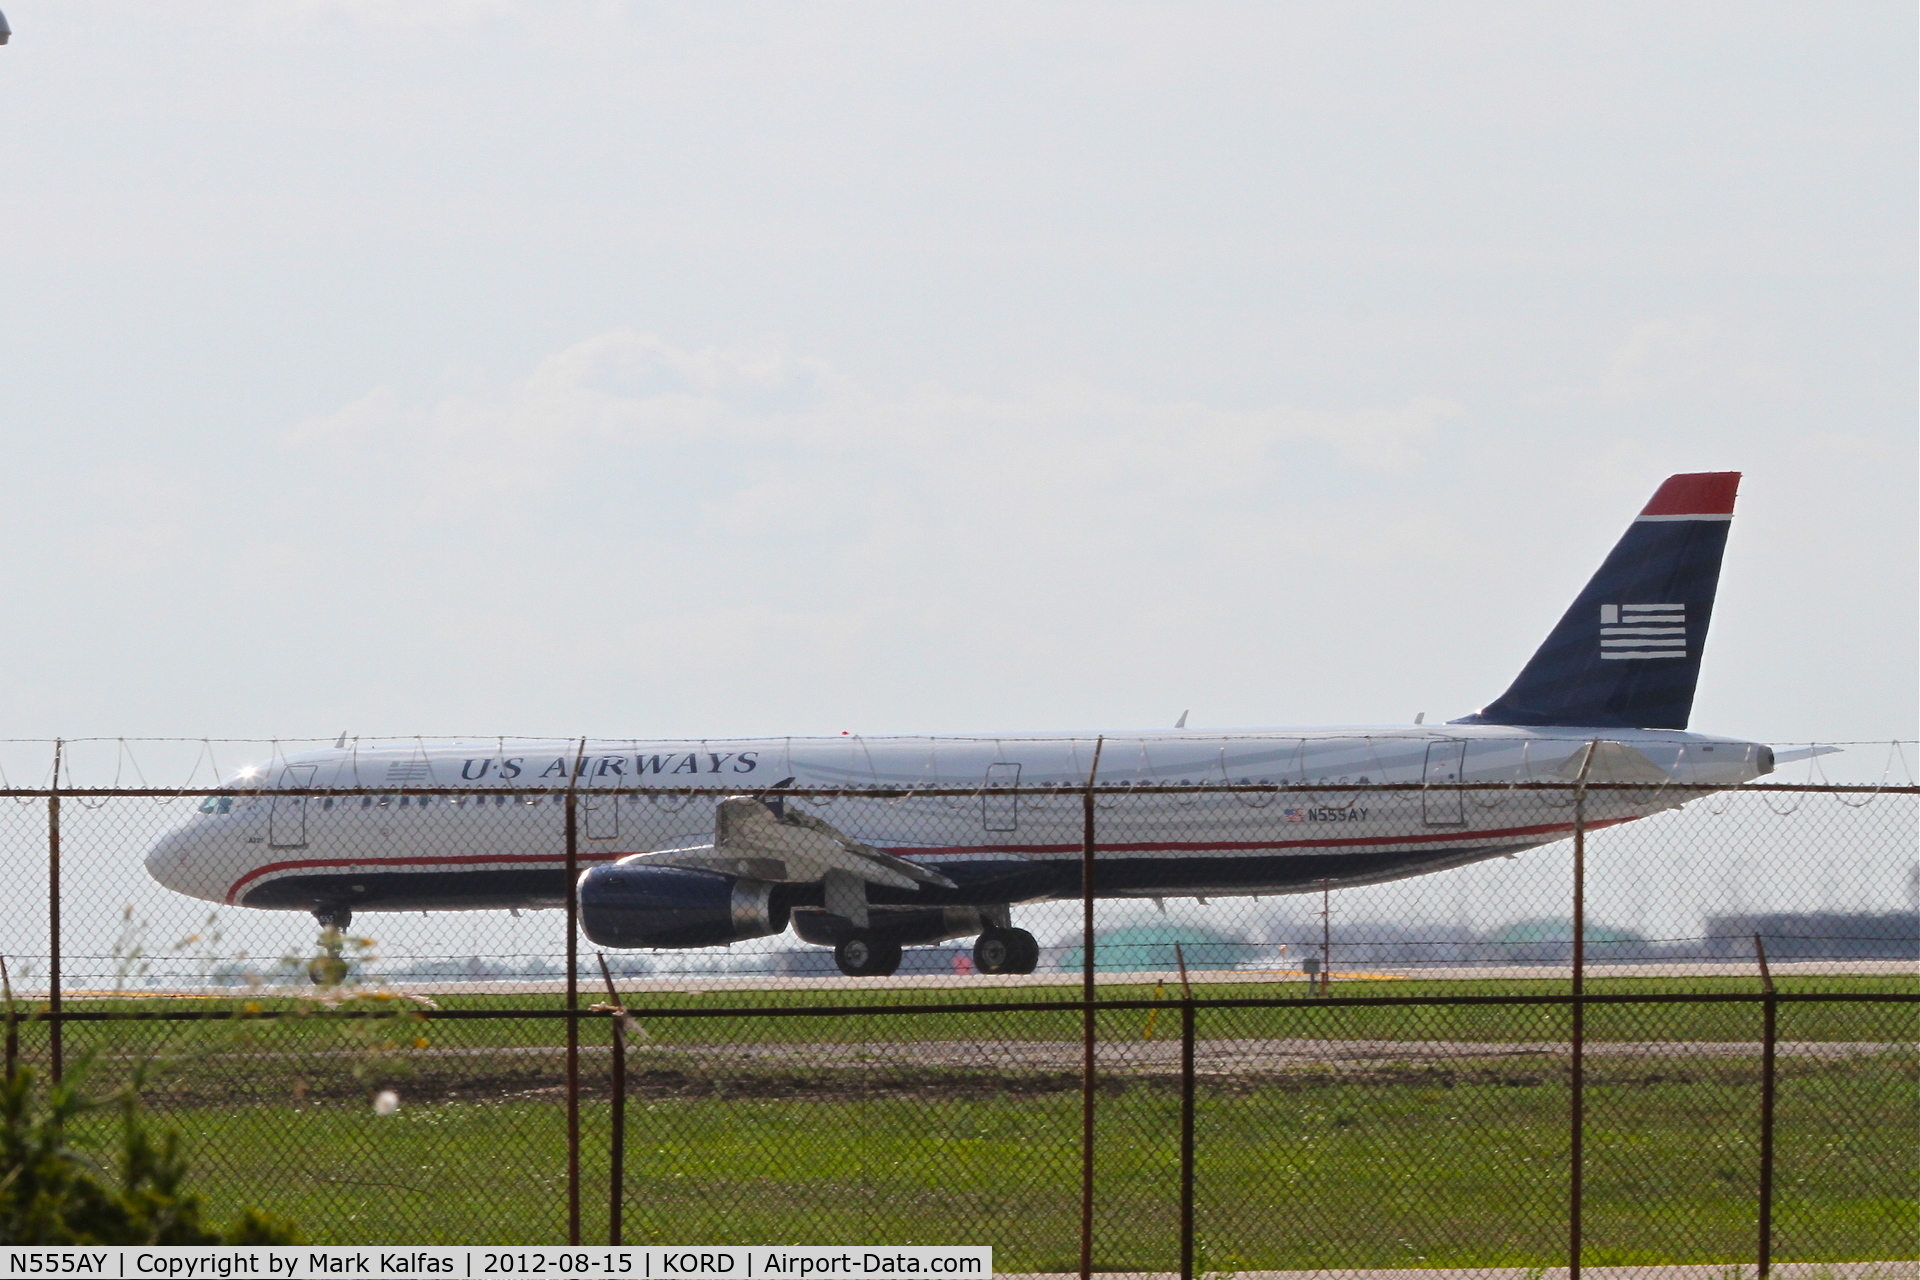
(1770, 745, 1843, 765)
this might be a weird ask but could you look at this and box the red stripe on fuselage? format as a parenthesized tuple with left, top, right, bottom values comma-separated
(222, 816, 1626, 903)
(224, 851, 628, 904)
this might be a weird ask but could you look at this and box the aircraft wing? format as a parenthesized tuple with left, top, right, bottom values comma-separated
(618, 796, 956, 891)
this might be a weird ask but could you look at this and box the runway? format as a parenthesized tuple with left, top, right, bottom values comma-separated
(38, 957, 1912, 1000)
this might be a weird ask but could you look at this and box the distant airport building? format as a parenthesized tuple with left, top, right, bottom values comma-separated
(1704, 911, 1919, 960)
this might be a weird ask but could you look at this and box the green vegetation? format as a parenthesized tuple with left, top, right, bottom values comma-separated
(0, 976, 1906, 1262)
(51, 1056, 1913, 1267)
(1, 1064, 300, 1244)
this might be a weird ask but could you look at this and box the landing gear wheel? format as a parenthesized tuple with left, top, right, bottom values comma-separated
(310, 907, 352, 985)
(973, 927, 1040, 975)
(307, 955, 350, 986)
(834, 932, 903, 977)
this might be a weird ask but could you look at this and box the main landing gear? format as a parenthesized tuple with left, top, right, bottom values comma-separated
(972, 927, 1040, 975)
(833, 931, 904, 977)
(827, 925, 1041, 978)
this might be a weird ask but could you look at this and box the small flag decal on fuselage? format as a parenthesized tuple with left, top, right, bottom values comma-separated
(384, 761, 437, 784)
(1600, 603, 1686, 660)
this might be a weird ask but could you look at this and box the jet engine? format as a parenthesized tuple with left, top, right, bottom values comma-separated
(578, 863, 789, 949)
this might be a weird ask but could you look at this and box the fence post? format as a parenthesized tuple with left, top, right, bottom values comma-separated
(598, 954, 628, 1247)
(1176, 944, 1195, 1280)
(2, 957, 16, 1078)
(1079, 737, 1105, 1280)
(48, 739, 62, 1083)
(1568, 741, 1595, 1280)
(565, 741, 585, 1247)
(1319, 878, 1332, 997)
(1755, 934, 1777, 1278)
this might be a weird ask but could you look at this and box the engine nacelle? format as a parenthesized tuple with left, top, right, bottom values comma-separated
(578, 864, 789, 949)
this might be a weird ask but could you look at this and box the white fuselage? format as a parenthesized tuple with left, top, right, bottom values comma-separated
(144, 724, 1770, 919)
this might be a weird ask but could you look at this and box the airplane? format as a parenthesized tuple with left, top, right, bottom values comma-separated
(146, 471, 1798, 977)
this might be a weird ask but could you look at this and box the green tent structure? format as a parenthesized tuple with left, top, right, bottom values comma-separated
(1488, 917, 1648, 962)
(1055, 924, 1249, 973)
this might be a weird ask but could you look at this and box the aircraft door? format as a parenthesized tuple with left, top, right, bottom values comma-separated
(270, 765, 318, 849)
(1421, 742, 1466, 826)
(983, 762, 1020, 833)
(584, 788, 620, 840)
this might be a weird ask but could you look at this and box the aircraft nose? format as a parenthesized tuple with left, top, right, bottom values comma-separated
(145, 824, 206, 898)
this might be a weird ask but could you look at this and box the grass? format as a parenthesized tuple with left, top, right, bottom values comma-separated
(60, 1055, 1915, 1269)
(10, 975, 1912, 1264)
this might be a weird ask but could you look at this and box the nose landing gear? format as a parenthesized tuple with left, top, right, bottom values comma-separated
(972, 927, 1040, 975)
(307, 906, 353, 985)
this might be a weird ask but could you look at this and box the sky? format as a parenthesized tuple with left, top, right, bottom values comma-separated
(0, 1, 1913, 764)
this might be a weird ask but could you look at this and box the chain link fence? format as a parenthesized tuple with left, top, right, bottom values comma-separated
(0, 740, 1913, 1271)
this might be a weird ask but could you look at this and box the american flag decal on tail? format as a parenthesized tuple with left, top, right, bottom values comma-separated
(1454, 471, 1735, 730)
(1600, 603, 1686, 660)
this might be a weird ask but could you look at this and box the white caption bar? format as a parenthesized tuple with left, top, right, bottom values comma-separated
(0, 1248, 992, 1280)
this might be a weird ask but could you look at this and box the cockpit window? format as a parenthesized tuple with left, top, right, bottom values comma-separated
(198, 796, 233, 815)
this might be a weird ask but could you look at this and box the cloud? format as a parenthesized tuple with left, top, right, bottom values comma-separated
(1604, 315, 1799, 403)
(254, 331, 1473, 730)
(253, 0, 522, 30)
(74, 463, 199, 575)
(286, 330, 1463, 534)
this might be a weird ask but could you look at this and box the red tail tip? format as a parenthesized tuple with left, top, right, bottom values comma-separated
(1641, 472, 1740, 517)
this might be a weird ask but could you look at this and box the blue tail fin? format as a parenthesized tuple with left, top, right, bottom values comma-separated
(1453, 472, 1740, 731)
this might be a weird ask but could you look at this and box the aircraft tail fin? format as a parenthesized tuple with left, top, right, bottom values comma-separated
(1453, 472, 1739, 731)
